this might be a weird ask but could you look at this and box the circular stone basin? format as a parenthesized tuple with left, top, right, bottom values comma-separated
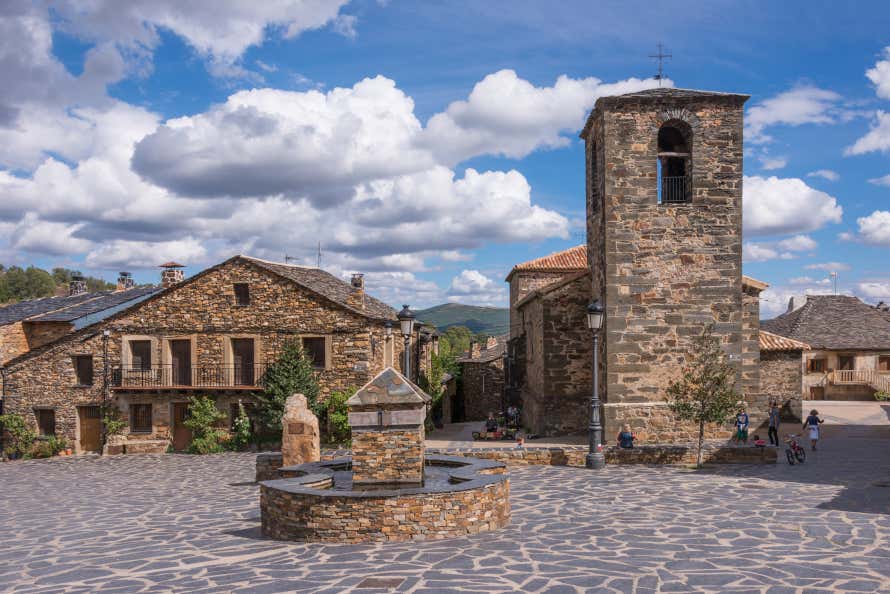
(260, 455, 510, 543)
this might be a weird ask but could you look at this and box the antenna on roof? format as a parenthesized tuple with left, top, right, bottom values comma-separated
(649, 42, 672, 87)
(316, 241, 322, 269)
(829, 271, 838, 295)
(284, 253, 298, 265)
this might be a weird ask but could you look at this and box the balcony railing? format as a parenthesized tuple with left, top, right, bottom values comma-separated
(111, 364, 268, 389)
(660, 175, 689, 204)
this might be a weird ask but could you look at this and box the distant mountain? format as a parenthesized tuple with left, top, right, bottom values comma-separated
(415, 303, 508, 335)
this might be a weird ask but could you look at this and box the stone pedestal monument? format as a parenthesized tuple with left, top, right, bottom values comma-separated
(281, 393, 320, 467)
(347, 367, 430, 485)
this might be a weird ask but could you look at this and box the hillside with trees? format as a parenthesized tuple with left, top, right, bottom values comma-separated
(0, 266, 116, 304)
(415, 303, 508, 336)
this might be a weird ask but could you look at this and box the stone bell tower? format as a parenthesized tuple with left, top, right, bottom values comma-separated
(580, 88, 749, 443)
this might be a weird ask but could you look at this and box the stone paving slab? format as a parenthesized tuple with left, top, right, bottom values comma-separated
(1, 430, 889, 593)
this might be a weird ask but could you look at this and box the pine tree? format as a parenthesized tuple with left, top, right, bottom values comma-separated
(256, 340, 320, 433)
(666, 324, 739, 467)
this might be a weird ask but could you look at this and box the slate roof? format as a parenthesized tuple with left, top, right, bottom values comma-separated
(759, 330, 810, 352)
(241, 256, 397, 321)
(28, 287, 160, 323)
(457, 335, 508, 364)
(0, 292, 102, 326)
(347, 367, 431, 406)
(760, 295, 890, 350)
(506, 245, 587, 281)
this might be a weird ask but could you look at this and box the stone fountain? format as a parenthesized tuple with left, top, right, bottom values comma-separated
(259, 367, 510, 543)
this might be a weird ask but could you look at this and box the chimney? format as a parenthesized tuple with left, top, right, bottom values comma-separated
(68, 274, 87, 296)
(116, 271, 134, 291)
(486, 336, 498, 350)
(470, 340, 481, 359)
(346, 273, 365, 310)
(159, 262, 185, 288)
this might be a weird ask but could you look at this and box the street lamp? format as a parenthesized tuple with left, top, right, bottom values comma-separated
(101, 329, 110, 449)
(397, 305, 415, 380)
(586, 299, 605, 469)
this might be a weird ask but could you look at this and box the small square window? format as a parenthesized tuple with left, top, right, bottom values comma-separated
(302, 337, 327, 369)
(130, 404, 152, 433)
(234, 283, 250, 306)
(74, 355, 93, 386)
(35, 409, 55, 436)
(879, 356, 890, 371)
(807, 358, 826, 373)
(838, 355, 855, 371)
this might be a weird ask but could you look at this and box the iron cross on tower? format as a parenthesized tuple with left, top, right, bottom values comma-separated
(649, 42, 672, 86)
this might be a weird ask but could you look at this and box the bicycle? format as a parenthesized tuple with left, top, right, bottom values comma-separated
(784, 434, 806, 465)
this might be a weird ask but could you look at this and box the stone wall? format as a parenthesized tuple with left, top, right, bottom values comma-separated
(461, 358, 504, 421)
(509, 271, 575, 338)
(1, 321, 73, 365)
(760, 351, 803, 422)
(584, 92, 747, 442)
(351, 428, 424, 483)
(518, 274, 591, 435)
(1, 258, 394, 451)
(603, 402, 732, 444)
(741, 287, 765, 427)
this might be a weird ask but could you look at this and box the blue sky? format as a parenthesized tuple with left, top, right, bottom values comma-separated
(2, 1, 890, 316)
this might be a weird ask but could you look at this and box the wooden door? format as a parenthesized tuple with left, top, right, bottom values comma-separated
(78, 406, 102, 452)
(172, 402, 192, 451)
(170, 340, 192, 386)
(810, 386, 825, 401)
(232, 338, 255, 385)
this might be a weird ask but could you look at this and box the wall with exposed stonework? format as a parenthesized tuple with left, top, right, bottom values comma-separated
(1, 321, 73, 365)
(351, 427, 424, 483)
(509, 271, 577, 338)
(584, 92, 747, 442)
(2, 258, 397, 452)
(741, 287, 766, 427)
(461, 358, 504, 421)
(760, 351, 803, 422)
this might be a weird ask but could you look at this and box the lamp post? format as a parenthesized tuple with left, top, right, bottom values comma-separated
(397, 305, 415, 380)
(101, 329, 110, 449)
(586, 299, 605, 469)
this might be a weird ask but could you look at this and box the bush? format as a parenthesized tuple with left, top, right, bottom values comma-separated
(183, 396, 227, 454)
(102, 405, 127, 437)
(29, 440, 55, 459)
(256, 340, 320, 433)
(319, 388, 353, 446)
(0, 413, 37, 459)
(230, 401, 252, 451)
(875, 391, 890, 401)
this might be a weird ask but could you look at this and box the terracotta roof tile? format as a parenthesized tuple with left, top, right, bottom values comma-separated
(508, 245, 587, 279)
(760, 330, 809, 352)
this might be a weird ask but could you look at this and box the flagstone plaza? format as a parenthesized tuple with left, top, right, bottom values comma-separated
(2, 420, 889, 594)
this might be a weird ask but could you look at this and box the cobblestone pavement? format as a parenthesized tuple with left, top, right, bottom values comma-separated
(2, 427, 889, 593)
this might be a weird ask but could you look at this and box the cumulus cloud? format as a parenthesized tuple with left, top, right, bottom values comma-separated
(868, 174, 890, 186)
(423, 69, 668, 165)
(856, 210, 890, 246)
(743, 243, 788, 262)
(807, 169, 840, 182)
(846, 111, 890, 156)
(85, 238, 208, 269)
(746, 86, 844, 144)
(866, 47, 890, 99)
(447, 270, 506, 307)
(788, 276, 831, 287)
(857, 281, 890, 300)
(758, 155, 787, 170)
(10, 215, 92, 256)
(743, 176, 843, 236)
(777, 235, 817, 252)
(50, 0, 353, 78)
(759, 285, 840, 319)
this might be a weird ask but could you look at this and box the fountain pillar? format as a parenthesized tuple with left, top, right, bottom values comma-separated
(347, 367, 430, 485)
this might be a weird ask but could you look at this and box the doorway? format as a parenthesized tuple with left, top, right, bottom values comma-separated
(78, 406, 102, 452)
(171, 402, 192, 451)
(232, 338, 255, 386)
(170, 339, 192, 386)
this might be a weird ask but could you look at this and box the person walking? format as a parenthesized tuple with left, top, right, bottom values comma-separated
(767, 402, 781, 447)
(803, 409, 825, 451)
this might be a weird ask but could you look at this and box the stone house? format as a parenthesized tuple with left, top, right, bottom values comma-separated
(761, 295, 890, 401)
(456, 335, 507, 422)
(0, 256, 429, 454)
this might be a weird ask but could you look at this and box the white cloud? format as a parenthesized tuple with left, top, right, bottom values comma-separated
(447, 270, 505, 307)
(440, 251, 473, 262)
(838, 231, 854, 241)
(759, 285, 840, 319)
(866, 47, 890, 99)
(868, 174, 890, 186)
(856, 210, 890, 246)
(423, 69, 668, 165)
(10, 214, 92, 256)
(788, 276, 831, 287)
(805, 262, 851, 272)
(743, 176, 843, 236)
(846, 111, 890, 156)
(85, 238, 208, 269)
(777, 234, 817, 252)
(50, 0, 353, 78)
(743, 243, 786, 262)
(857, 281, 890, 300)
(758, 155, 787, 170)
(807, 169, 840, 182)
(746, 86, 843, 144)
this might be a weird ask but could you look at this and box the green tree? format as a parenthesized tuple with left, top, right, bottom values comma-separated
(2, 266, 55, 302)
(319, 388, 353, 445)
(0, 413, 37, 458)
(183, 395, 227, 454)
(256, 340, 320, 433)
(420, 352, 450, 430)
(666, 324, 740, 468)
(51, 268, 115, 292)
(231, 401, 252, 450)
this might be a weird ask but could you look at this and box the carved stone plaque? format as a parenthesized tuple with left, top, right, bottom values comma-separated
(288, 422, 306, 435)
